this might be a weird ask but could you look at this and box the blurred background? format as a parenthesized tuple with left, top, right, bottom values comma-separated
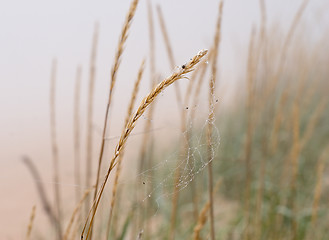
(0, 0, 328, 239)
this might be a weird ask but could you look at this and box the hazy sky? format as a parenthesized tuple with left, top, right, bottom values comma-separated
(0, 0, 328, 238)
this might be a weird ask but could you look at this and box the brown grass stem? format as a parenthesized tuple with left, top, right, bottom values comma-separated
(74, 65, 82, 204)
(85, 22, 99, 218)
(81, 49, 208, 240)
(136, 2, 155, 237)
(49, 59, 63, 240)
(207, 2, 223, 240)
(243, 27, 257, 240)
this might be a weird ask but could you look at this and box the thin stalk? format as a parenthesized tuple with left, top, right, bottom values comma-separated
(49, 59, 63, 240)
(74, 65, 82, 203)
(136, 1, 155, 238)
(85, 23, 99, 218)
(206, 2, 223, 240)
(243, 27, 256, 240)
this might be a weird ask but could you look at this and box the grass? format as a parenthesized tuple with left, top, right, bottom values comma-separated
(22, 0, 329, 239)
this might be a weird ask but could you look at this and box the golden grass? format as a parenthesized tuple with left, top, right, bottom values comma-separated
(81, 49, 208, 240)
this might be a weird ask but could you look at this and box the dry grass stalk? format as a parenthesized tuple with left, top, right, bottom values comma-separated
(311, 143, 329, 227)
(25, 205, 36, 240)
(243, 27, 256, 240)
(81, 49, 208, 240)
(147, 0, 156, 88)
(85, 22, 99, 218)
(93, 0, 139, 213)
(193, 179, 222, 240)
(49, 58, 63, 240)
(136, 2, 155, 237)
(206, 2, 223, 240)
(289, 101, 301, 240)
(137, 0, 156, 176)
(106, 59, 145, 239)
(22, 156, 61, 239)
(74, 65, 82, 203)
(156, 4, 182, 107)
(63, 187, 94, 240)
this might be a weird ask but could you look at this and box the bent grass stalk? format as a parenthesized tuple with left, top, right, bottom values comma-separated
(81, 49, 208, 240)
(106, 59, 145, 239)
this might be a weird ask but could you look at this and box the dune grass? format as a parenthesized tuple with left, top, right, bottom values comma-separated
(23, 0, 329, 240)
